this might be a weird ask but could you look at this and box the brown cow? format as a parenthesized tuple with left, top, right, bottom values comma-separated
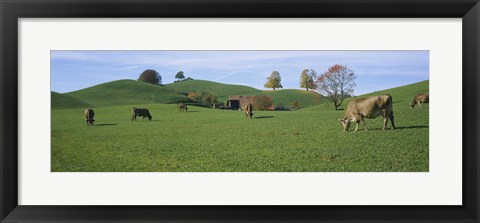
(132, 107, 152, 121)
(84, 108, 95, 126)
(243, 103, 254, 119)
(177, 102, 188, 112)
(410, 93, 429, 109)
(338, 94, 395, 131)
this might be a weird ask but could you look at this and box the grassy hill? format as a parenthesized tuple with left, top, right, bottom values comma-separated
(166, 80, 325, 108)
(65, 79, 193, 107)
(304, 80, 429, 111)
(260, 89, 324, 109)
(165, 80, 262, 99)
(55, 79, 424, 111)
(51, 91, 94, 109)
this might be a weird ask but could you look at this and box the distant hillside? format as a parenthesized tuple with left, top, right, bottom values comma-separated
(51, 91, 94, 109)
(260, 89, 324, 108)
(65, 80, 193, 107)
(304, 80, 429, 111)
(54, 79, 326, 109)
(165, 80, 262, 99)
(166, 80, 325, 108)
(359, 80, 429, 101)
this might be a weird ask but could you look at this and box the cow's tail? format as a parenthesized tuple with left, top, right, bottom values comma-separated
(386, 94, 395, 129)
(386, 94, 393, 112)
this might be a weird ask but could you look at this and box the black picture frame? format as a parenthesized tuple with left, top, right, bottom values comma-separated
(1, 0, 479, 222)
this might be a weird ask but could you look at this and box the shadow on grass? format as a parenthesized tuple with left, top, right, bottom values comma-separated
(254, 116, 274, 119)
(185, 111, 199, 113)
(364, 125, 429, 131)
(394, 125, 429, 130)
(95, 123, 118, 126)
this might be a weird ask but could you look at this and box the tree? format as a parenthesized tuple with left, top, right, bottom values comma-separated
(315, 64, 356, 110)
(175, 71, 185, 81)
(264, 71, 283, 90)
(138, 69, 161, 85)
(300, 69, 317, 91)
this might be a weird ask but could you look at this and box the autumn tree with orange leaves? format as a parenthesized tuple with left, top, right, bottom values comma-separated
(315, 64, 356, 110)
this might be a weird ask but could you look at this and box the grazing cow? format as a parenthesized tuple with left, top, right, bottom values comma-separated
(177, 102, 188, 112)
(243, 103, 254, 119)
(338, 94, 395, 131)
(410, 93, 429, 109)
(84, 108, 95, 126)
(132, 107, 152, 121)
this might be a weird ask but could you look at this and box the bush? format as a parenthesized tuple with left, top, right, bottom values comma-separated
(254, 95, 274, 110)
(187, 91, 218, 107)
(290, 100, 300, 110)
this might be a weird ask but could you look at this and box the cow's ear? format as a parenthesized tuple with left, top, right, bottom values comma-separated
(337, 118, 343, 122)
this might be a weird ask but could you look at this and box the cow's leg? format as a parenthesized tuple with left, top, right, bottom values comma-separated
(382, 111, 389, 130)
(86, 120, 89, 126)
(383, 116, 389, 130)
(354, 120, 360, 131)
(389, 112, 395, 129)
(419, 102, 422, 109)
(361, 116, 368, 131)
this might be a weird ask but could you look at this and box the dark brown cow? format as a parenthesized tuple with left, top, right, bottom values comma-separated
(132, 107, 152, 121)
(243, 103, 254, 119)
(338, 94, 395, 131)
(177, 102, 188, 112)
(410, 93, 429, 109)
(84, 108, 95, 126)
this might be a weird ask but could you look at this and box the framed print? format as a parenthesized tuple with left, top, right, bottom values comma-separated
(1, 0, 479, 222)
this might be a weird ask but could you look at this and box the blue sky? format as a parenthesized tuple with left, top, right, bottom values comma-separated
(51, 51, 429, 95)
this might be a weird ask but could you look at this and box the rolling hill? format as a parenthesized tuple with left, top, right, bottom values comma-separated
(65, 79, 193, 107)
(166, 80, 325, 108)
(260, 89, 323, 109)
(51, 91, 94, 109)
(53, 79, 426, 110)
(304, 80, 429, 111)
(165, 80, 262, 99)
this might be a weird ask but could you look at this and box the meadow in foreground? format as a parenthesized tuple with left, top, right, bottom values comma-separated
(51, 101, 428, 172)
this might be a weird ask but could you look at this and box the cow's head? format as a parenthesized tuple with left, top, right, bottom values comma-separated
(148, 116, 152, 121)
(409, 102, 414, 109)
(337, 118, 351, 131)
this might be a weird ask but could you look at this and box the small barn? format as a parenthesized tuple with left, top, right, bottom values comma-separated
(226, 95, 275, 111)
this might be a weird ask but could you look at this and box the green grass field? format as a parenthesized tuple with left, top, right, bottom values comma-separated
(51, 80, 429, 172)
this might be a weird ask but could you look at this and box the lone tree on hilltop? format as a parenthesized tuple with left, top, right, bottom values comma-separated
(175, 71, 185, 81)
(300, 69, 317, 91)
(315, 64, 356, 110)
(264, 71, 283, 90)
(138, 69, 162, 85)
